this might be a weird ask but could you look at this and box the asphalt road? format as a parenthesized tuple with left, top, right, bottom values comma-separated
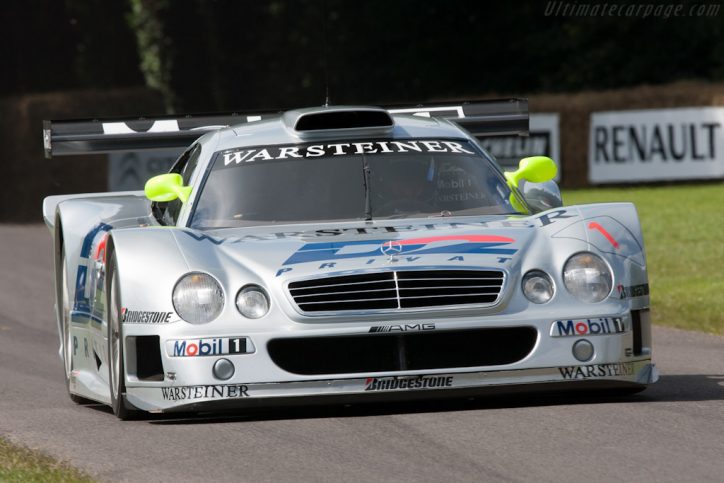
(1, 224, 723, 482)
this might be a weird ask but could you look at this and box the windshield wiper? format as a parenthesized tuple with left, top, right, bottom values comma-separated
(362, 157, 372, 220)
(427, 210, 454, 218)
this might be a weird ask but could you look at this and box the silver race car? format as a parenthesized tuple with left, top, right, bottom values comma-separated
(42, 100, 657, 419)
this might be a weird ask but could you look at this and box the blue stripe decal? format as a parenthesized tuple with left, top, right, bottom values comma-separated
(72, 223, 112, 324)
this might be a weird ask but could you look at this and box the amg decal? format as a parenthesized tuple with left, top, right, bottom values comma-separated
(559, 363, 634, 380)
(161, 384, 250, 401)
(122, 308, 174, 323)
(364, 375, 454, 391)
(369, 323, 435, 333)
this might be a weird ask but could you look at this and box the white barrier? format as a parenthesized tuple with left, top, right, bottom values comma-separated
(477, 113, 560, 181)
(589, 107, 724, 183)
(108, 150, 183, 191)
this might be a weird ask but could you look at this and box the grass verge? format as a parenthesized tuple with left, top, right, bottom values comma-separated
(563, 182, 724, 335)
(0, 436, 93, 482)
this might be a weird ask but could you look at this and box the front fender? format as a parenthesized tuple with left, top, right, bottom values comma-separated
(48, 193, 154, 353)
(549, 202, 649, 309)
(108, 227, 189, 319)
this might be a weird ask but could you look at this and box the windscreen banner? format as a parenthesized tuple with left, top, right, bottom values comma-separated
(588, 107, 724, 183)
(476, 113, 560, 181)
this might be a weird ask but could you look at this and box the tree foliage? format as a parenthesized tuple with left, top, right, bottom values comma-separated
(2, 0, 724, 112)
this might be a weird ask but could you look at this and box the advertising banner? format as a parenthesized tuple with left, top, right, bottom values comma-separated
(108, 150, 183, 191)
(589, 107, 724, 183)
(477, 113, 560, 181)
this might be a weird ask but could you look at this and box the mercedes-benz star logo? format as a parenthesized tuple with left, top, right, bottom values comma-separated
(380, 240, 403, 261)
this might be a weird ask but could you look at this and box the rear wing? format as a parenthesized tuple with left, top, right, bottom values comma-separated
(43, 98, 528, 158)
(389, 98, 528, 139)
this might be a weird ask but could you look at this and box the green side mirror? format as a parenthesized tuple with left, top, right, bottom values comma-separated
(504, 156, 558, 189)
(144, 173, 192, 203)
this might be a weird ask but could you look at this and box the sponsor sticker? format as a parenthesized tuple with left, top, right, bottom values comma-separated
(559, 362, 634, 380)
(122, 308, 174, 324)
(369, 323, 435, 333)
(364, 375, 454, 391)
(161, 384, 250, 401)
(166, 337, 252, 357)
(182, 213, 577, 248)
(282, 234, 517, 267)
(617, 284, 650, 299)
(216, 140, 476, 169)
(550, 317, 625, 337)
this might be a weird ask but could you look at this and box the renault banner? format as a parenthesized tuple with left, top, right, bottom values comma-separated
(589, 107, 724, 183)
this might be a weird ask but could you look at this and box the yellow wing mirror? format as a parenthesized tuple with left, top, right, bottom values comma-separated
(144, 173, 192, 203)
(504, 156, 558, 189)
(504, 156, 558, 214)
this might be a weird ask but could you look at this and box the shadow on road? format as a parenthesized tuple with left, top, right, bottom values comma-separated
(642, 374, 724, 402)
(139, 374, 724, 426)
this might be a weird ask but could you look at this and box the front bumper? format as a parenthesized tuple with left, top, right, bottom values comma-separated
(123, 309, 656, 412)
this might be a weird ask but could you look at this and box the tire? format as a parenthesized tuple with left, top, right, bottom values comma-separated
(60, 248, 86, 404)
(106, 252, 140, 420)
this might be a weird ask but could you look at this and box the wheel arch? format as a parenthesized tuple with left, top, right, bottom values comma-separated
(53, 210, 65, 346)
(105, 227, 188, 319)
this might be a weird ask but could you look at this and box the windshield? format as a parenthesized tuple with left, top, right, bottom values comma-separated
(190, 139, 518, 229)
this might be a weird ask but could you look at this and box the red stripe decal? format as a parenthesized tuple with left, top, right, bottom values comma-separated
(94, 234, 109, 261)
(587, 222, 619, 249)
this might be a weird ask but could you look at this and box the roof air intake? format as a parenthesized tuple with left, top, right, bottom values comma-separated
(294, 109, 394, 131)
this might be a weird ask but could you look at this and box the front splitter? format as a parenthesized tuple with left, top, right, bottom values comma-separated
(126, 360, 657, 413)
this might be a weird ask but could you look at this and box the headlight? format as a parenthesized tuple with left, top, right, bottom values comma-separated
(522, 270, 554, 304)
(563, 252, 612, 303)
(236, 285, 270, 319)
(172, 272, 225, 324)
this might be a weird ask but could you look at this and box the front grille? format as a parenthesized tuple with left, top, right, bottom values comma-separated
(268, 327, 537, 375)
(288, 269, 505, 313)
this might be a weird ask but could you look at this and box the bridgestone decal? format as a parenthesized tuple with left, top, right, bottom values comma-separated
(364, 375, 454, 391)
(617, 284, 650, 299)
(121, 309, 173, 323)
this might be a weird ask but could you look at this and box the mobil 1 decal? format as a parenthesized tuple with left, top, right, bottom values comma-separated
(550, 317, 626, 337)
(167, 337, 251, 357)
(214, 139, 476, 169)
